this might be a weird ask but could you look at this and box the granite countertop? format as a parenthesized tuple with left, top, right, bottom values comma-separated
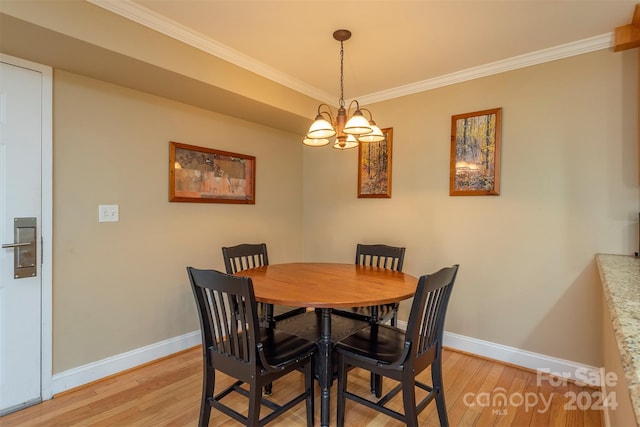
(596, 254, 640, 423)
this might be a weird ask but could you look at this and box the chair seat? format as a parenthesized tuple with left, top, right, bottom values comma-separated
(335, 324, 406, 365)
(211, 328, 316, 368)
(259, 328, 316, 367)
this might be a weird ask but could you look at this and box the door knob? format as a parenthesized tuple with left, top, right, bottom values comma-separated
(2, 242, 31, 248)
(3, 217, 37, 278)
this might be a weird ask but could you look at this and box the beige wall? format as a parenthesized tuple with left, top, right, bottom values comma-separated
(52, 71, 303, 372)
(303, 48, 639, 367)
(5, 1, 638, 375)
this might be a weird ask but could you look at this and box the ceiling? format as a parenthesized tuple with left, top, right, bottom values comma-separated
(89, 0, 636, 106)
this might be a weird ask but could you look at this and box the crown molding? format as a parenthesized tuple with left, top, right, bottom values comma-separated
(86, 0, 335, 104)
(358, 33, 614, 105)
(88, 0, 613, 106)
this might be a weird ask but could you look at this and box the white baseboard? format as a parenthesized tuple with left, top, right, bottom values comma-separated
(51, 327, 602, 396)
(443, 330, 602, 387)
(393, 321, 601, 387)
(52, 331, 201, 395)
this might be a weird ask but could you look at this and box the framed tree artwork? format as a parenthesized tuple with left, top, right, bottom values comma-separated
(358, 127, 393, 198)
(450, 108, 502, 196)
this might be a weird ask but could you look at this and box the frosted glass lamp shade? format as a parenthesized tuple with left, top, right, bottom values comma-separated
(333, 134, 359, 150)
(307, 116, 336, 139)
(343, 110, 372, 135)
(358, 124, 385, 143)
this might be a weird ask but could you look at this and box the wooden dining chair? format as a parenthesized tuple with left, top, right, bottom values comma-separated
(186, 267, 316, 427)
(222, 243, 306, 327)
(332, 243, 406, 397)
(333, 243, 406, 327)
(335, 265, 459, 427)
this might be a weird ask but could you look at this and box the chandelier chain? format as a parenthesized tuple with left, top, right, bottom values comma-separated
(339, 41, 345, 108)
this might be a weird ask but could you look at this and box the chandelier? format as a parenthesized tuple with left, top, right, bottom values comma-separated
(303, 29, 386, 149)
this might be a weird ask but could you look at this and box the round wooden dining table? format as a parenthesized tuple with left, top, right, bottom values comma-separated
(236, 262, 418, 427)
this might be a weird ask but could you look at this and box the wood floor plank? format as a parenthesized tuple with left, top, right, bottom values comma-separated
(447, 356, 491, 426)
(547, 378, 571, 426)
(461, 361, 507, 425)
(0, 346, 603, 426)
(494, 367, 529, 426)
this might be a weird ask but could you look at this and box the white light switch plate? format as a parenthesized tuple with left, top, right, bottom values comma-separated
(98, 204, 119, 223)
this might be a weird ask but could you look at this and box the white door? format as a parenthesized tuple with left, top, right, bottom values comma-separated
(0, 55, 53, 415)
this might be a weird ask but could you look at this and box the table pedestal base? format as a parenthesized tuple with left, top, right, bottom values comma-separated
(318, 308, 331, 427)
(276, 309, 369, 426)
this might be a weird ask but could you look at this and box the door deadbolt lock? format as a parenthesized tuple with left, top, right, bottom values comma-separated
(2, 217, 37, 279)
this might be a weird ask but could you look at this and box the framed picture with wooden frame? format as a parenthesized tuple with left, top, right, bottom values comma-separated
(358, 127, 393, 198)
(169, 141, 255, 204)
(450, 108, 502, 196)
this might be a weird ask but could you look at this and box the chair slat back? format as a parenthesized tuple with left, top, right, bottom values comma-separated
(187, 267, 259, 365)
(355, 244, 405, 271)
(406, 265, 459, 359)
(222, 243, 269, 274)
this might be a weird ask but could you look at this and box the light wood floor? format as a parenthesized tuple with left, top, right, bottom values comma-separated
(1, 346, 602, 426)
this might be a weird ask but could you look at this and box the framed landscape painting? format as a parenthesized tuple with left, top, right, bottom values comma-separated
(450, 108, 502, 196)
(169, 141, 255, 204)
(358, 128, 393, 198)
